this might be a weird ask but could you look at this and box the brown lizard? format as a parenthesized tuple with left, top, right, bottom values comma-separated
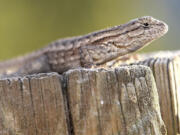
(0, 16, 168, 76)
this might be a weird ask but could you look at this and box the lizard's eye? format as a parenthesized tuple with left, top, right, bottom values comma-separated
(143, 23, 149, 27)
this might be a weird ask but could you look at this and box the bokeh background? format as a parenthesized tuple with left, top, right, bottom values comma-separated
(0, 0, 179, 60)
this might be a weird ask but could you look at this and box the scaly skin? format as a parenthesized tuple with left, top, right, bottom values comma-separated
(0, 16, 168, 76)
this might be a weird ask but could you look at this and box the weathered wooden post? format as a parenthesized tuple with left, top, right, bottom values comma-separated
(0, 65, 166, 135)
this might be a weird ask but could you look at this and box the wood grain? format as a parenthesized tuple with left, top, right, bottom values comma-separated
(0, 73, 69, 135)
(135, 52, 180, 135)
(0, 65, 166, 135)
(108, 51, 180, 135)
(64, 66, 166, 135)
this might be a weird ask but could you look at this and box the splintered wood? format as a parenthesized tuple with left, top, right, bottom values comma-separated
(0, 66, 166, 135)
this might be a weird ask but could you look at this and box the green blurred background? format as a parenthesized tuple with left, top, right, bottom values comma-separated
(0, 0, 179, 60)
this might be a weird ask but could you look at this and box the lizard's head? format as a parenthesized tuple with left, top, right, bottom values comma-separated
(112, 16, 168, 53)
(91, 16, 168, 55)
(127, 16, 168, 48)
(81, 16, 168, 65)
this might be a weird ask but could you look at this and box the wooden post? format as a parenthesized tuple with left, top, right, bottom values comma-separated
(136, 52, 180, 135)
(0, 73, 69, 135)
(107, 51, 180, 135)
(0, 66, 166, 135)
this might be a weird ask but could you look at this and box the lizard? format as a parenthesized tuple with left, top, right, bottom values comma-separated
(0, 16, 168, 76)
